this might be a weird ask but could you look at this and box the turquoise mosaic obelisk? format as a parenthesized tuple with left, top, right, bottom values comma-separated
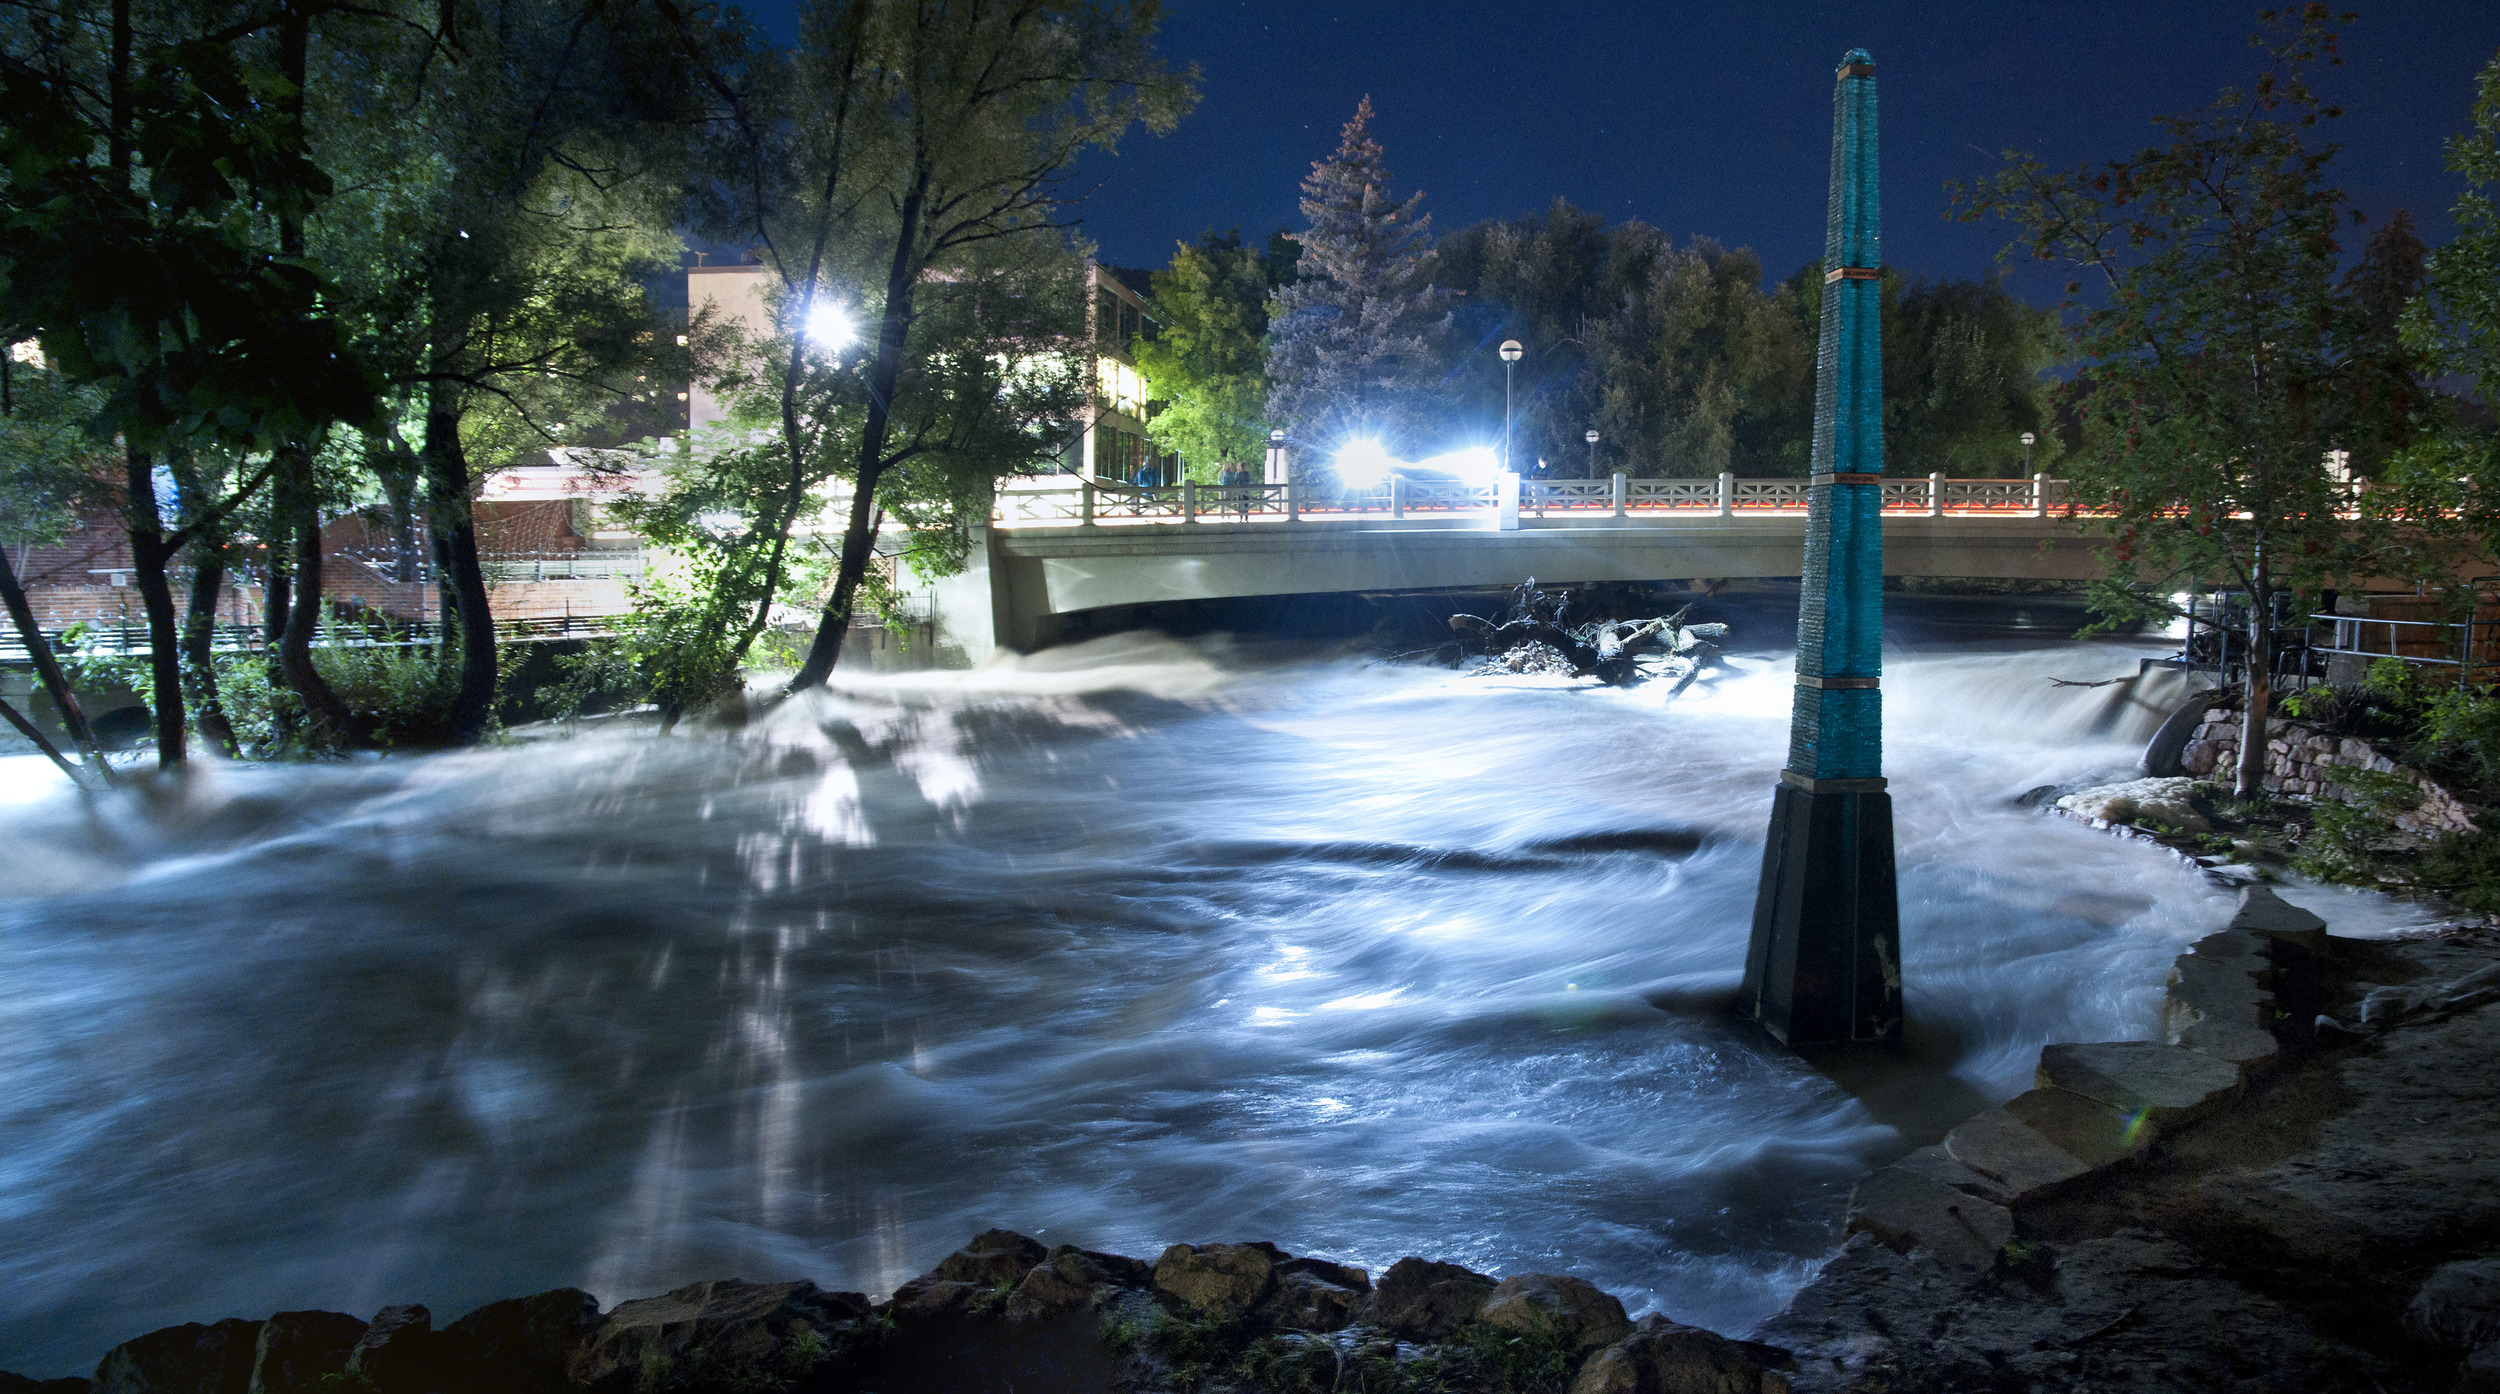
(1740, 48, 1902, 1047)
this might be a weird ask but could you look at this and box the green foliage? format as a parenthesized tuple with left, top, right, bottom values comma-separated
(1110, 1306, 1584, 1394)
(2292, 764, 2419, 881)
(2417, 830, 2500, 913)
(0, 17, 383, 456)
(1137, 229, 1278, 476)
(1880, 271, 2065, 478)
(0, 358, 111, 547)
(2387, 49, 2500, 580)
(1438, 203, 1808, 478)
(1955, 8, 2385, 641)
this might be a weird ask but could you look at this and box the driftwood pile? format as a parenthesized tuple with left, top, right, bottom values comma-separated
(1423, 579, 1726, 691)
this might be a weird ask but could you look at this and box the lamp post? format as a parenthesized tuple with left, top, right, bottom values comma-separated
(2021, 432, 2035, 473)
(1500, 340, 1524, 478)
(1585, 429, 1600, 480)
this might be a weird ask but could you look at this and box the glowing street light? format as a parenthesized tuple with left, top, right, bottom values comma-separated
(804, 300, 855, 349)
(2021, 431, 2036, 473)
(1499, 340, 1524, 477)
(1585, 428, 1600, 480)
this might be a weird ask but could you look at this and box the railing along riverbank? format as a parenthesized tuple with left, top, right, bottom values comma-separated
(994, 472, 2068, 527)
(0, 613, 624, 664)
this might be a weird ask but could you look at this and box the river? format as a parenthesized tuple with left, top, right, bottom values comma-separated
(0, 594, 2433, 1376)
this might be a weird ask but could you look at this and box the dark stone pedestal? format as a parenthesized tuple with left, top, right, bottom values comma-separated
(1742, 781, 1902, 1046)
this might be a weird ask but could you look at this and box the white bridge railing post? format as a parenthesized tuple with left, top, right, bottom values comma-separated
(2032, 472, 2050, 518)
(1080, 481, 1095, 527)
(1928, 472, 1945, 517)
(1286, 480, 1299, 523)
(1183, 479, 1198, 524)
(1391, 475, 1407, 519)
(1717, 472, 1735, 517)
(1611, 471, 1627, 517)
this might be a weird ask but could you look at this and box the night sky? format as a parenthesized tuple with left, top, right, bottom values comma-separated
(739, 2, 2500, 299)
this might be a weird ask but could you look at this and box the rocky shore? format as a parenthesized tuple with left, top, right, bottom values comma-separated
(19, 889, 2500, 1394)
(0, 1231, 1792, 1394)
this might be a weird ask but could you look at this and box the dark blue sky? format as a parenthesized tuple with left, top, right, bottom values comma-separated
(742, 2, 2500, 297)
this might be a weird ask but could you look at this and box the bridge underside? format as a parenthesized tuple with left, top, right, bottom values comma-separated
(921, 515, 2107, 660)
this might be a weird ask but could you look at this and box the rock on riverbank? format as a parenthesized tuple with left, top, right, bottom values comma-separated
(4, 1235, 1788, 1394)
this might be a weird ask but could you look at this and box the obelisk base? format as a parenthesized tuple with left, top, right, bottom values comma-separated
(1741, 778, 1903, 1046)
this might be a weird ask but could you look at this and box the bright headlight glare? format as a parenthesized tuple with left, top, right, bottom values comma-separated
(1335, 438, 1396, 487)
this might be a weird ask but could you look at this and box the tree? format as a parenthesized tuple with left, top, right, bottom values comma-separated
(0, 0, 384, 768)
(0, 352, 117, 782)
(1265, 95, 1449, 474)
(1133, 228, 1276, 479)
(2387, 50, 2500, 575)
(313, 0, 698, 744)
(1957, 4, 2384, 797)
(688, 0, 1193, 693)
(1436, 203, 1810, 478)
(1877, 271, 2065, 477)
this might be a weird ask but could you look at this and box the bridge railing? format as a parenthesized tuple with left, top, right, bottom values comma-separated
(995, 473, 2069, 527)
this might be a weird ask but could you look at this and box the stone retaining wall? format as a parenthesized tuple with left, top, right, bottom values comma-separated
(2180, 710, 2479, 836)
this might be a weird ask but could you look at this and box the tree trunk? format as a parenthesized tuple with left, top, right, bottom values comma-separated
(183, 551, 238, 756)
(424, 389, 498, 740)
(788, 178, 928, 693)
(2235, 558, 2273, 800)
(278, 447, 355, 742)
(123, 448, 187, 768)
(0, 544, 112, 779)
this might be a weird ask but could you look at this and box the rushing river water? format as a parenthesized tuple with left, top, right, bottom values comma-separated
(0, 595, 2423, 1375)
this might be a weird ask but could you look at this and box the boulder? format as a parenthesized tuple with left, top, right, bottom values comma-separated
(574, 1280, 868, 1391)
(1259, 1271, 1369, 1333)
(1888, 1143, 2010, 1204)
(1367, 1257, 1497, 1342)
(1152, 1243, 1279, 1319)
(439, 1289, 601, 1393)
(246, 1311, 366, 1394)
(94, 1319, 263, 1394)
(2229, 886, 2329, 951)
(1002, 1247, 1152, 1322)
(2036, 1041, 2242, 1139)
(344, 1306, 434, 1394)
(886, 1230, 1051, 1323)
(2002, 1086, 2138, 1169)
(928, 1229, 1049, 1288)
(2410, 1259, 2500, 1350)
(1478, 1274, 1633, 1351)
(1568, 1314, 1790, 1394)
(1843, 1167, 2013, 1274)
(1941, 1105, 2093, 1201)
(2055, 778, 2209, 833)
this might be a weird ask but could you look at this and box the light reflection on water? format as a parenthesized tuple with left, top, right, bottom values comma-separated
(0, 615, 2242, 1375)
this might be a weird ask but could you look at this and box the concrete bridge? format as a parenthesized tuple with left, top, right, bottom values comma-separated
(918, 474, 2108, 661)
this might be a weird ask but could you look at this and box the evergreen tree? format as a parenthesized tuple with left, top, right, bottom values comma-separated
(1266, 97, 1449, 477)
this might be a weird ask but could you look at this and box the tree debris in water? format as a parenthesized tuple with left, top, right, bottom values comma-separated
(1397, 579, 1727, 691)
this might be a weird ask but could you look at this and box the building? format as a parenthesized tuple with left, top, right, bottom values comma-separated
(1082, 260, 1178, 485)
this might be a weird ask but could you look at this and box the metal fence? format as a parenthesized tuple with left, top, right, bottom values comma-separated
(0, 613, 625, 663)
(995, 472, 2069, 527)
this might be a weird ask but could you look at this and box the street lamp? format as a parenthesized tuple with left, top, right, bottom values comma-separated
(1585, 428, 1600, 480)
(1499, 340, 1525, 481)
(2021, 431, 2036, 473)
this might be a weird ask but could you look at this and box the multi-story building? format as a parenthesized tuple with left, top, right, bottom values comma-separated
(1081, 260, 1178, 485)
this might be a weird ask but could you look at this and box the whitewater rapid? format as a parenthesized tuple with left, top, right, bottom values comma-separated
(2, 600, 2408, 1375)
